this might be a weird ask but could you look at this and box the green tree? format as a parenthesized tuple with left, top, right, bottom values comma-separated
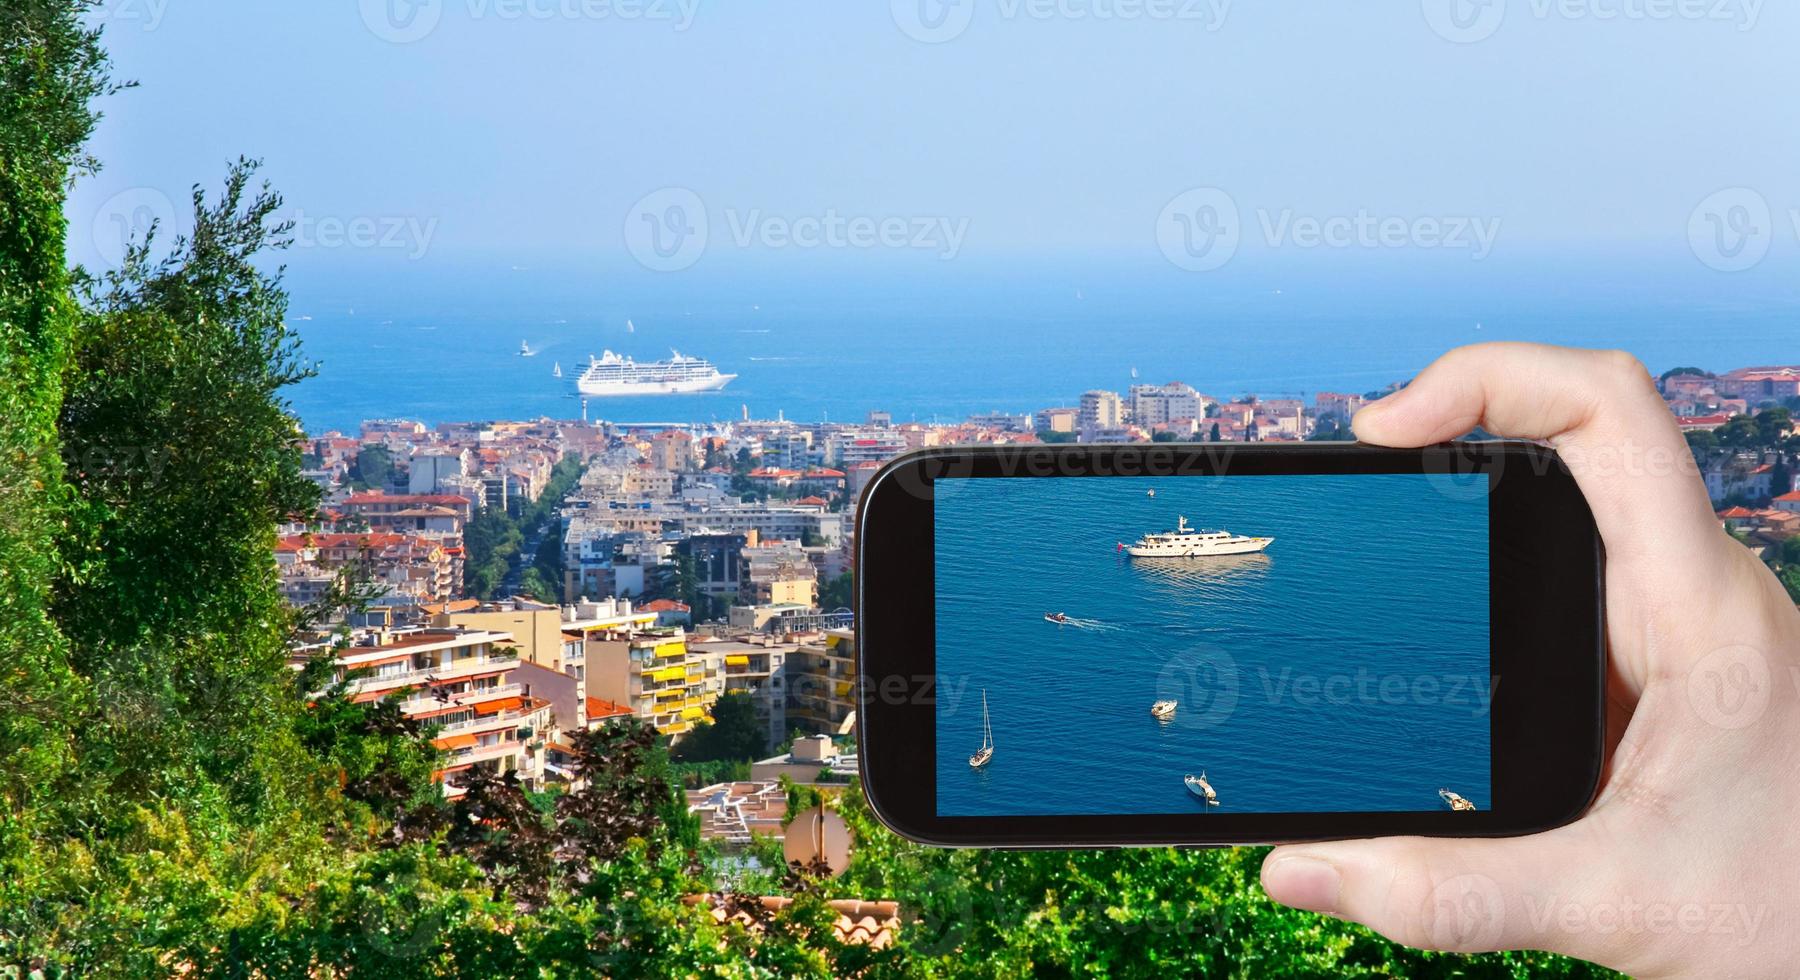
(672, 692, 767, 763)
(1308, 418, 1354, 441)
(819, 571, 854, 611)
(350, 443, 395, 490)
(0, 0, 110, 952)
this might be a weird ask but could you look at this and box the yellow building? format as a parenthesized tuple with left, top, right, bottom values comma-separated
(585, 627, 722, 737)
(788, 628, 856, 735)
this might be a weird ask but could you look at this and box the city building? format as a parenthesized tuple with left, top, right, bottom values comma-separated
(1034, 407, 1078, 434)
(751, 734, 858, 784)
(583, 626, 721, 738)
(1077, 390, 1123, 436)
(691, 636, 794, 745)
(787, 629, 857, 735)
(312, 628, 553, 798)
(1127, 382, 1207, 427)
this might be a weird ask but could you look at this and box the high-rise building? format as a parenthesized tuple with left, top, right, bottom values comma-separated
(1127, 382, 1207, 426)
(1078, 390, 1123, 435)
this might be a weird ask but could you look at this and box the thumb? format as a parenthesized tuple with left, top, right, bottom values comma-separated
(1260, 825, 1614, 960)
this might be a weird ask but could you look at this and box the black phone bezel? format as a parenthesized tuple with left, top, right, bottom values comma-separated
(854, 441, 1605, 847)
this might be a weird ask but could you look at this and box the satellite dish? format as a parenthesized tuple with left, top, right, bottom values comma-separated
(784, 806, 851, 877)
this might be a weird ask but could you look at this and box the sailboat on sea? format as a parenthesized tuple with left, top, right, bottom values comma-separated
(969, 690, 994, 768)
(552, 362, 563, 379)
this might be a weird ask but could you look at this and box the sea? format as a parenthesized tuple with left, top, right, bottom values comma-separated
(280, 253, 1800, 434)
(933, 473, 1492, 816)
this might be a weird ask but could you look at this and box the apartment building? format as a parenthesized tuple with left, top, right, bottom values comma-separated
(1077, 390, 1123, 436)
(343, 490, 474, 524)
(321, 628, 553, 799)
(787, 628, 857, 736)
(691, 636, 794, 746)
(739, 539, 818, 606)
(584, 627, 722, 738)
(1127, 382, 1207, 427)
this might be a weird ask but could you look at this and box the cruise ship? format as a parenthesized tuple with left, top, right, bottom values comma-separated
(574, 350, 737, 396)
(1124, 516, 1273, 558)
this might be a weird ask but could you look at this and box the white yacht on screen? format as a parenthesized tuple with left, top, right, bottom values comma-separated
(1124, 516, 1273, 558)
(575, 349, 736, 396)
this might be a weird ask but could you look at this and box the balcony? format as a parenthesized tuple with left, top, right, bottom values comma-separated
(433, 700, 545, 738)
(348, 655, 522, 698)
(396, 682, 522, 718)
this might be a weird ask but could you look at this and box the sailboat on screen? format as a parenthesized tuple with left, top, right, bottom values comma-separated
(969, 690, 994, 768)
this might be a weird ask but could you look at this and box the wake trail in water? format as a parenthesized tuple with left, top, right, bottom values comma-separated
(1047, 616, 1123, 632)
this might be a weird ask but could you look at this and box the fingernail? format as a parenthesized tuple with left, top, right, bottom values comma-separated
(1264, 855, 1342, 914)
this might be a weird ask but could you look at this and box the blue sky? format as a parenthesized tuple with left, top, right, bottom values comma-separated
(65, 1, 1800, 298)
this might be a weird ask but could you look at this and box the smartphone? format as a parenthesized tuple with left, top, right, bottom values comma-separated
(854, 442, 1605, 847)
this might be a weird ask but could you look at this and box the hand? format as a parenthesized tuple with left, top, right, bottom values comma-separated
(1259, 343, 1800, 977)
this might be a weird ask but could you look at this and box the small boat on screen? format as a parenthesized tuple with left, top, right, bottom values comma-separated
(1439, 788, 1476, 811)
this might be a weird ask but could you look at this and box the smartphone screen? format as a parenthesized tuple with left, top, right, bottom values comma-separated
(933, 473, 1491, 817)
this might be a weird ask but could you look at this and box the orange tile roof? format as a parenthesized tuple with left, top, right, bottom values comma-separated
(688, 896, 900, 949)
(586, 697, 633, 721)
